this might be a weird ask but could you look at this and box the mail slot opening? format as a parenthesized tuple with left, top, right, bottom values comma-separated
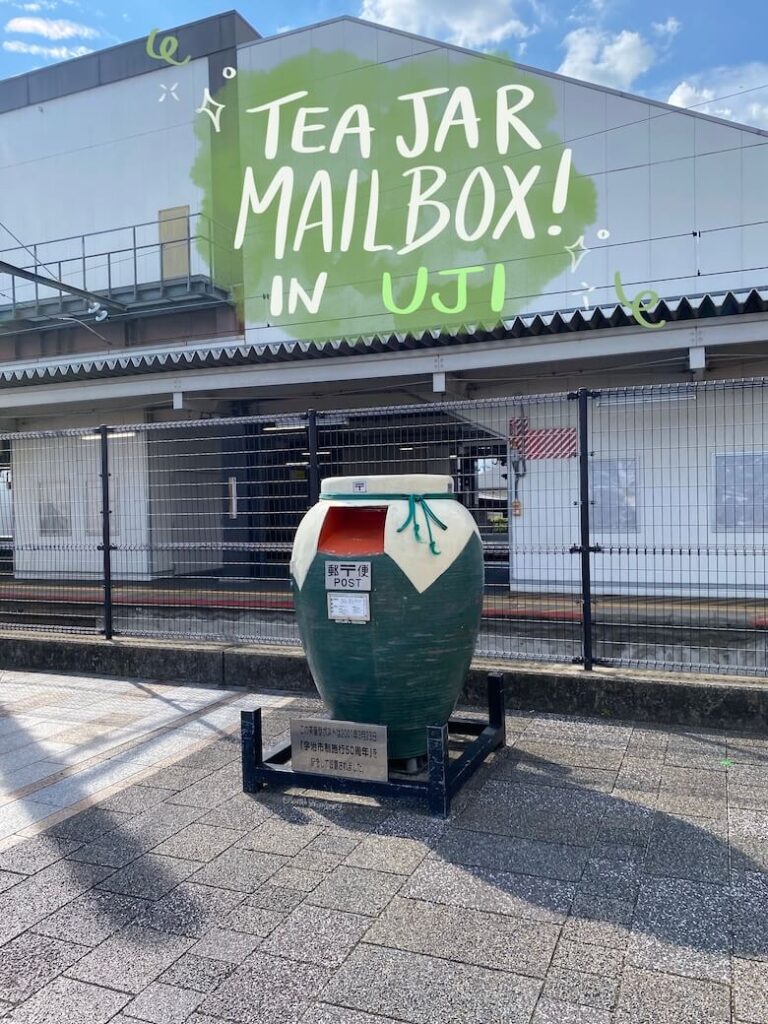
(317, 506, 387, 555)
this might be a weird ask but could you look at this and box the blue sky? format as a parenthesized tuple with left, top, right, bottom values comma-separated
(1, 0, 767, 128)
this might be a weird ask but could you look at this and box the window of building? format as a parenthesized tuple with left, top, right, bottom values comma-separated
(714, 453, 767, 531)
(38, 481, 71, 537)
(591, 458, 638, 532)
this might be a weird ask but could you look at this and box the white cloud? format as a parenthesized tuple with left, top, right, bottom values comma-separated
(652, 16, 680, 37)
(558, 26, 655, 89)
(4, 14, 97, 38)
(667, 62, 768, 129)
(359, 0, 537, 49)
(2, 37, 91, 56)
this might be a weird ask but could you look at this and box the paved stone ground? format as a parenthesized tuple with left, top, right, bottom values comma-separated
(0, 669, 764, 1022)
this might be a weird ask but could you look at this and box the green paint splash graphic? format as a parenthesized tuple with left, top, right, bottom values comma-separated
(192, 48, 597, 342)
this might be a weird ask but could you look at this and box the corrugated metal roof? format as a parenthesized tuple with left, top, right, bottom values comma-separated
(1, 287, 767, 388)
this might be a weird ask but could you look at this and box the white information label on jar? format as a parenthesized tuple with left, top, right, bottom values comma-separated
(324, 561, 371, 591)
(327, 592, 370, 622)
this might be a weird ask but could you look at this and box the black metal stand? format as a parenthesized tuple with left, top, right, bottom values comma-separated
(241, 672, 506, 818)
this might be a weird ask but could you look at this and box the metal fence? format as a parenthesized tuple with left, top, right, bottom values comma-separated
(0, 377, 766, 676)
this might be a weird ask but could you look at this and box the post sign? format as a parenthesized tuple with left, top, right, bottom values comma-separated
(291, 718, 388, 781)
(324, 561, 371, 591)
(327, 592, 370, 623)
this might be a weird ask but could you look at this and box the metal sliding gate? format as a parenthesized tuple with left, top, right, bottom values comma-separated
(0, 377, 765, 677)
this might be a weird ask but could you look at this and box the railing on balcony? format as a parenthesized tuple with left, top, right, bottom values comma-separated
(0, 212, 228, 322)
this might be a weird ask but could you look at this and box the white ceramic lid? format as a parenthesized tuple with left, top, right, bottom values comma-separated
(320, 474, 454, 496)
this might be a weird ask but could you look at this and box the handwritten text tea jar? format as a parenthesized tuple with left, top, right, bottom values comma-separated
(290, 475, 484, 760)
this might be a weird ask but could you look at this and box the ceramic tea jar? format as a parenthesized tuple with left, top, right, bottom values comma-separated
(290, 474, 484, 760)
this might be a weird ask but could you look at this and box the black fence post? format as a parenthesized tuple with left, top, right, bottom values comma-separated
(307, 409, 320, 506)
(99, 424, 114, 640)
(576, 388, 596, 670)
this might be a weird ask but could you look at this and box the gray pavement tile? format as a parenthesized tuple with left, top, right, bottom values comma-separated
(198, 795, 273, 831)
(295, 801, 389, 837)
(303, 834, 360, 857)
(0, 860, 114, 944)
(96, 786, 170, 815)
(437, 828, 590, 882)
(532, 998, 613, 1024)
(596, 802, 655, 847)
(133, 882, 244, 937)
(140, 767, 214, 792)
(0, 870, 23, 894)
(189, 927, 261, 964)
(123, 982, 205, 1024)
(343, 836, 427, 876)
(269, 865, 326, 892)
(97, 853, 199, 900)
(373, 812, 447, 845)
(305, 866, 403, 916)
(246, 885, 306, 913)
(173, 745, 240, 773)
(732, 872, 768, 962)
(189, 849, 287, 894)
(645, 815, 729, 883)
(733, 957, 768, 1022)
(616, 966, 731, 1024)
(43, 807, 132, 843)
(511, 740, 625, 771)
(260, 905, 369, 968)
(455, 780, 607, 846)
(0, 931, 88, 1004)
(542, 967, 618, 1010)
(579, 856, 642, 900)
(516, 719, 631, 749)
(33, 890, 147, 945)
(731, 810, 768, 873)
(160, 953, 236, 993)
(562, 894, 634, 950)
(68, 822, 186, 869)
(152, 824, 244, 863)
(663, 743, 728, 772)
(660, 767, 728, 799)
(1, 976, 130, 1024)
(65, 925, 195, 994)
(186, 1017, 238, 1024)
(223, 902, 284, 937)
(199, 952, 333, 1023)
(656, 794, 728, 819)
(552, 939, 624, 978)
(164, 765, 242, 810)
(0, 837, 81, 876)
(496, 754, 616, 793)
(131, 803, 205, 832)
(729, 786, 768, 812)
(291, 849, 349, 874)
(728, 738, 768, 767)
(364, 896, 559, 978)
(237, 820, 323, 856)
(403, 859, 574, 923)
(628, 878, 731, 983)
(302, 1006, 408, 1024)
(320, 944, 541, 1023)
(612, 759, 662, 796)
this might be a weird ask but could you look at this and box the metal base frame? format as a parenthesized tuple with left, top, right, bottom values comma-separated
(240, 671, 506, 818)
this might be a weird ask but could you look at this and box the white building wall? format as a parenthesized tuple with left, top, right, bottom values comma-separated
(0, 59, 211, 301)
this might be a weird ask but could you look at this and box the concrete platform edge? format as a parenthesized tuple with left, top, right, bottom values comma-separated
(0, 632, 766, 733)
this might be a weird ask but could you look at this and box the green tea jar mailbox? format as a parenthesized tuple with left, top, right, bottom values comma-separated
(290, 474, 484, 760)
